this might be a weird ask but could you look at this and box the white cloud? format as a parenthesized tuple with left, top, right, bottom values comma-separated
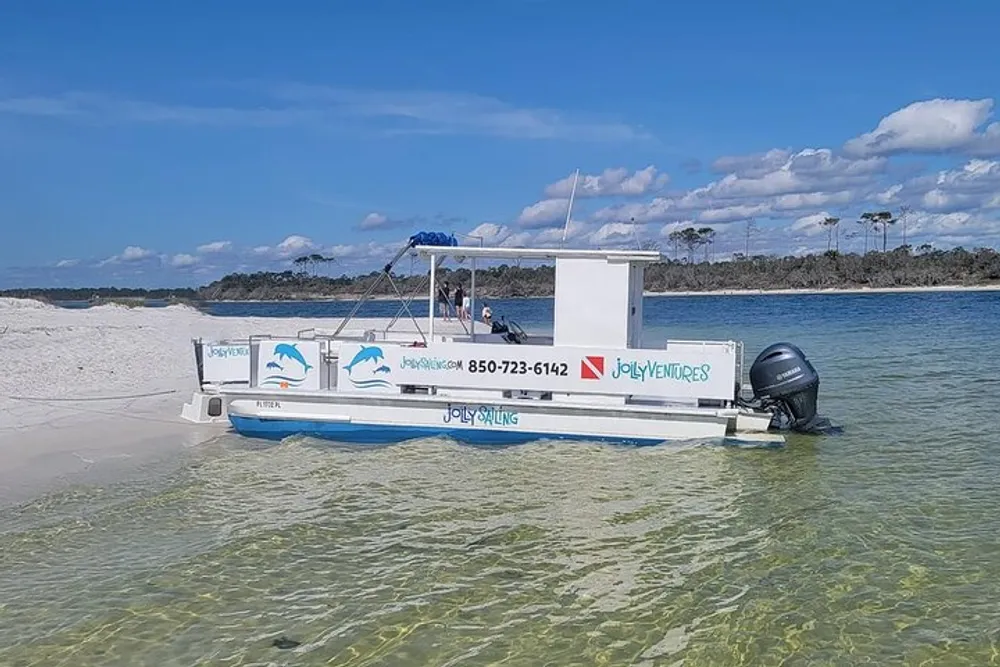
(196, 240, 232, 254)
(861, 159, 1000, 214)
(695, 203, 772, 224)
(239, 234, 414, 272)
(98, 245, 157, 267)
(543, 166, 668, 198)
(0, 91, 318, 127)
(905, 210, 1000, 239)
(275, 235, 317, 256)
(54, 259, 79, 268)
(789, 212, 835, 237)
(358, 212, 415, 231)
(588, 222, 641, 247)
(467, 222, 514, 246)
(499, 231, 534, 247)
(533, 219, 592, 246)
(919, 159, 1000, 211)
(593, 148, 884, 227)
(516, 198, 570, 228)
(0, 85, 649, 143)
(121, 246, 154, 261)
(773, 190, 855, 212)
(170, 253, 198, 267)
(872, 184, 904, 205)
(359, 213, 390, 230)
(267, 84, 650, 142)
(595, 197, 676, 225)
(242, 235, 320, 263)
(844, 98, 1000, 157)
(457, 220, 591, 251)
(692, 149, 884, 200)
(711, 149, 792, 178)
(658, 221, 693, 239)
(324, 240, 399, 267)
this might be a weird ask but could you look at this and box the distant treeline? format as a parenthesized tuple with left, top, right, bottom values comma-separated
(5, 246, 1000, 302)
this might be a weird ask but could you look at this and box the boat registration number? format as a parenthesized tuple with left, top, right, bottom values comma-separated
(256, 400, 282, 409)
(468, 359, 569, 376)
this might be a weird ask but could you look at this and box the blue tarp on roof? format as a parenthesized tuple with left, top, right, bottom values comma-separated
(408, 231, 458, 247)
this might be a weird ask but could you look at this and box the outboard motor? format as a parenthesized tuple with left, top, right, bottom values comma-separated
(749, 343, 822, 433)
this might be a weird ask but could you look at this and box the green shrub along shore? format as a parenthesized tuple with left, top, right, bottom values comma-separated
(4, 246, 1000, 303)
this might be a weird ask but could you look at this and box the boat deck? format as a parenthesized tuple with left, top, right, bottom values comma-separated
(303, 317, 498, 339)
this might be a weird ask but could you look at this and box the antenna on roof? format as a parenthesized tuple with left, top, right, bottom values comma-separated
(560, 168, 580, 247)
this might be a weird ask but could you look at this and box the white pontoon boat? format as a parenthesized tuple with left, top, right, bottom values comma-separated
(182, 232, 824, 446)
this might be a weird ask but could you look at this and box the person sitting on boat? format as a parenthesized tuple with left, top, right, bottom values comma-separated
(437, 280, 451, 321)
(481, 303, 492, 325)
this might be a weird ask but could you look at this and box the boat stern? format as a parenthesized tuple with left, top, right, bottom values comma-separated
(180, 387, 231, 424)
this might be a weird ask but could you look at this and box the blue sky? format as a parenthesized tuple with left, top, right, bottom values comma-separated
(3, 0, 1000, 288)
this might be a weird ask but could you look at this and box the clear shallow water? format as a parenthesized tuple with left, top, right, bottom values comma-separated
(4, 292, 1000, 665)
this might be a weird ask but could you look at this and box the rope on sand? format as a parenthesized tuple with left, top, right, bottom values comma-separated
(5, 389, 179, 402)
(2, 388, 222, 429)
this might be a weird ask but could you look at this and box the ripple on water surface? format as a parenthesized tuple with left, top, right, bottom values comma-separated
(1, 430, 999, 666)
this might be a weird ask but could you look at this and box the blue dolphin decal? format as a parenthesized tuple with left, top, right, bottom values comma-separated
(344, 345, 384, 374)
(374, 364, 391, 374)
(274, 343, 313, 372)
(266, 361, 284, 371)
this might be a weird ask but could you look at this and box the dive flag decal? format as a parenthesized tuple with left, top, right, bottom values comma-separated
(581, 355, 604, 380)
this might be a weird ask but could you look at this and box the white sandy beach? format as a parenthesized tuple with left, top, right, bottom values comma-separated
(0, 299, 343, 502)
(0, 297, 495, 502)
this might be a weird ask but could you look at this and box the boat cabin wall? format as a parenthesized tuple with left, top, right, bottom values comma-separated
(553, 257, 645, 350)
(193, 339, 252, 389)
(249, 338, 330, 391)
(235, 334, 741, 411)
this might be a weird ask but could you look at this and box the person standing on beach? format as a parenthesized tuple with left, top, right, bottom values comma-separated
(437, 280, 451, 321)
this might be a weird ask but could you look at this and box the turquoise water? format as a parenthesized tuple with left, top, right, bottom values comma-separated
(3, 292, 1000, 665)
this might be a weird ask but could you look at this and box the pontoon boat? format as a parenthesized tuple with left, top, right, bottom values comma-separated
(181, 232, 825, 446)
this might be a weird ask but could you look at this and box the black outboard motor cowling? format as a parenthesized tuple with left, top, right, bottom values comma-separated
(749, 342, 820, 432)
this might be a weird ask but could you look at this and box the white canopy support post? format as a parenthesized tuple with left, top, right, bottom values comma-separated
(333, 235, 417, 337)
(387, 253, 446, 333)
(428, 253, 436, 342)
(470, 256, 477, 342)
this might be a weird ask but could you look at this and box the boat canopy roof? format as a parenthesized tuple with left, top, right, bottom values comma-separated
(408, 231, 459, 247)
(411, 245, 664, 263)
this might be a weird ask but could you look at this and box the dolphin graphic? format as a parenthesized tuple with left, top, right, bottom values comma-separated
(274, 343, 313, 372)
(374, 364, 391, 374)
(344, 345, 384, 374)
(266, 361, 283, 371)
